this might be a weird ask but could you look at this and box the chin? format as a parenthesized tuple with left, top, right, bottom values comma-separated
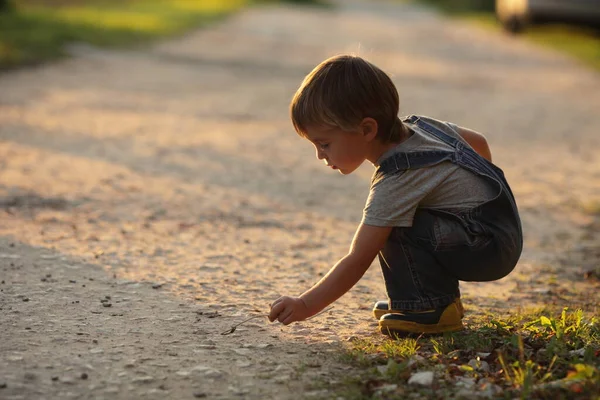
(337, 167, 355, 175)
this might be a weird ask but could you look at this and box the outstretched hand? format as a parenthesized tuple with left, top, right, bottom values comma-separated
(268, 296, 311, 325)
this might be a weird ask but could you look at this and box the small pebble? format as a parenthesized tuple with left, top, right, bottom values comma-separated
(0, 382, 6, 389)
(23, 298, 29, 302)
(51, 376, 59, 381)
(132, 376, 154, 383)
(204, 370, 222, 378)
(81, 373, 88, 380)
(408, 371, 434, 386)
(193, 392, 207, 398)
(69, 280, 76, 284)
(102, 303, 112, 308)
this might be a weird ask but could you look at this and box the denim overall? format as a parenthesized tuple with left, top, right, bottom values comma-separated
(375, 115, 523, 312)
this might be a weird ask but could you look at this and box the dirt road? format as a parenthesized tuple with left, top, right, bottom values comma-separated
(1, 0, 599, 398)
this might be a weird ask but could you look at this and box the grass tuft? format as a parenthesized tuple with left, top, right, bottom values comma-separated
(334, 307, 600, 399)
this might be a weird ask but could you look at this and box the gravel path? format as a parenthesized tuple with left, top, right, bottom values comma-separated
(1, 0, 599, 398)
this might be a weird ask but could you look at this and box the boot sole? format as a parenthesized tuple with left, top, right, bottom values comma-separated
(379, 320, 464, 336)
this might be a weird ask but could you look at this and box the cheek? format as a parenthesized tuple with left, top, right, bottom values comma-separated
(346, 143, 365, 159)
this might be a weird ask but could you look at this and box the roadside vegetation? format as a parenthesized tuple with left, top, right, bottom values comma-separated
(328, 307, 600, 399)
(0, 0, 325, 70)
(410, 0, 600, 71)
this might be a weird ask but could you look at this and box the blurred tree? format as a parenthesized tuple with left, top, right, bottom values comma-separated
(0, 0, 13, 12)
(471, 0, 494, 12)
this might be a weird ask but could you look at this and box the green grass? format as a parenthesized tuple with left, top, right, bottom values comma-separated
(524, 26, 600, 71)
(333, 308, 600, 399)
(409, 0, 600, 71)
(0, 0, 325, 70)
(413, 0, 495, 14)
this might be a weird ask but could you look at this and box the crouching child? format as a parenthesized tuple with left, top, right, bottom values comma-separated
(268, 55, 523, 336)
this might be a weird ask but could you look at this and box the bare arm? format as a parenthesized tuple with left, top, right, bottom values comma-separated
(457, 127, 492, 162)
(300, 224, 392, 315)
(269, 223, 392, 324)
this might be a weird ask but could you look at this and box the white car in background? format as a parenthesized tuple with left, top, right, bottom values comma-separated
(496, 0, 600, 32)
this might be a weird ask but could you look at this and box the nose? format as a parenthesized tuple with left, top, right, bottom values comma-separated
(315, 147, 325, 160)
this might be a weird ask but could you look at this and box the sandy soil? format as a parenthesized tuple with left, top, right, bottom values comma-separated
(1, 0, 599, 398)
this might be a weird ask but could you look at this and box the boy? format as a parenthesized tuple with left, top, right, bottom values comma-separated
(268, 55, 523, 336)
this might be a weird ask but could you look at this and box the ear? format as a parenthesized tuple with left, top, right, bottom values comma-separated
(360, 117, 378, 142)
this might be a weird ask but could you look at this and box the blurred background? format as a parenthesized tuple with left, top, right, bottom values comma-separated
(0, 0, 324, 69)
(1, 0, 599, 71)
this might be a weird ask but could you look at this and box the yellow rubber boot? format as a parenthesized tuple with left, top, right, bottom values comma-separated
(379, 301, 464, 336)
(373, 298, 464, 320)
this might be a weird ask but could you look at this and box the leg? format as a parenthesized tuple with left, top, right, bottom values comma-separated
(379, 210, 462, 312)
(377, 209, 498, 335)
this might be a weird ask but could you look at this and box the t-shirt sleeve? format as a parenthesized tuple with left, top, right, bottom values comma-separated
(418, 116, 470, 147)
(444, 121, 472, 148)
(361, 170, 431, 228)
(445, 122, 461, 135)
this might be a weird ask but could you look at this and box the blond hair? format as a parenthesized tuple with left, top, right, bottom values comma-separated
(290, 54, 404, 143)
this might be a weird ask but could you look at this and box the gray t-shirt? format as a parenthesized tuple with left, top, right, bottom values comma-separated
(362, 116, 498, 227)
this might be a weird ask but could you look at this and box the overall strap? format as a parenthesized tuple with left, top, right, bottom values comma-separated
(375, 115, 462, 180)
(404, 115, 465, 151)
(404, 116, 516, 205)
(377, 150, 455, 177)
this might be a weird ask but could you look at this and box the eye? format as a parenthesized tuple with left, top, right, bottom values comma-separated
(319, 143, 330, 150)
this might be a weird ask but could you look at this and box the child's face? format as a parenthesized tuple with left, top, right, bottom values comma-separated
(304, 125, 370, 175)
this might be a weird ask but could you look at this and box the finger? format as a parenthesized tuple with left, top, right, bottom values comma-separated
(268, 301, 286, 322)
(282, 313, 296, 326)
(269, 297, 283, 309)
(277, 308, 293, 324)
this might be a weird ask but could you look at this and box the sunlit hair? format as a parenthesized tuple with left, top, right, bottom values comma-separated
(290, 54, 404, 143)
